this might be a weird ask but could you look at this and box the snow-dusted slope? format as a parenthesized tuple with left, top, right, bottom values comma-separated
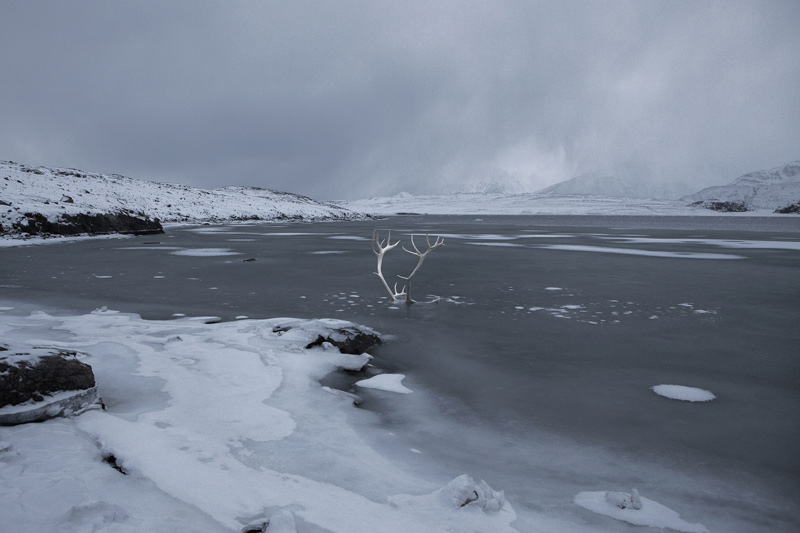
(0, 160, 365, 236)
(682, 161, 800, 212)
(539, 162, 695, 200)
(339, 191, 716, 217)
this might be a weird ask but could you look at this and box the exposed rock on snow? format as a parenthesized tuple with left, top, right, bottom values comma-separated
(775, 201, 800, 214)
(0, 345, 99, 424)
(241, 510, 297, 533)
(14, 211, 163, 236)
(274, 319, 382, 355)
(683, 161, 800, 213)
(0, 159, 366, 239)
(0, 347, 95, 406)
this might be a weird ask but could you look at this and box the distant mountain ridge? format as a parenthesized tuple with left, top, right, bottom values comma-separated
(0, 160, 364, 238)
(681, 161, 800, 213)
(539, 161, 696, 199)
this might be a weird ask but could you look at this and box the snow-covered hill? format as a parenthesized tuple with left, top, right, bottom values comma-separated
(339, 191, 722, 217)
(0, 160, 365, 237)
(539, 161, 695, 199)
(682, 161, 800, 212)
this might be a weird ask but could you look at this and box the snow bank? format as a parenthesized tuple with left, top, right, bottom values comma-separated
(0, 307, 517, 533)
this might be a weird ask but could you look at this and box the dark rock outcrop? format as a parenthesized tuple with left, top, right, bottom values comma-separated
(0, 348, 99, 425)
(12, 211, 163, 236)
(0, 351, 95, 407)
(304, 327, 382, 355)
(690, 200, 750, 212)
(775, 202, 800, 214)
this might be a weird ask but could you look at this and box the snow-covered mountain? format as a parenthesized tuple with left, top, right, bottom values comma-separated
(539, 161, 696, 199)
(682, 161, 800, 213)
(0, 160, 365, 237)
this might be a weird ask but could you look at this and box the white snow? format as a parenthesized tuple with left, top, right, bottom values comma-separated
(0, 160, 364, 239)
(574, 491, 709, 532)
(0, 307, 517, 533)
(652, 385, 716, 402)
(467, 242, 523, 247)
(540, 161, 700, 199)
(170, 248, 241, 257)
(339, 192, 711, 216)
(606, 236, 800, 251)
(538, 244, 745, 260)
(356, 374, 413, 394)
(335, 161, 799, 216)
(683, 161, 800, 211)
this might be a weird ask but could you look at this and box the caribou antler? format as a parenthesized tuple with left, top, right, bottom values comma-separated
(398, 234, 445, 304)
(372, 229, 407, 303)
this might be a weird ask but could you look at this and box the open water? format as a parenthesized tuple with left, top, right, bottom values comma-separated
(2, 215, 799, 532)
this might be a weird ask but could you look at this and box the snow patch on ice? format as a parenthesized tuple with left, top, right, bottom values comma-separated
(652, 385, 716, 402)
(467, 242, 523, 248)
(170, 248, 241, 257)
(356, 374, 413, 394)
(539, 244, 745, 260)
(574, 490, 709, 532)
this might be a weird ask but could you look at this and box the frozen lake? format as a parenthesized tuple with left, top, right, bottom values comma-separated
(2, 215, 799, 532)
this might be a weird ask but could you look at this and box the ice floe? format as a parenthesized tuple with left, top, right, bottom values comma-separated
(652, 385, 716, 402)
(356, 373, 413, 394)
(574, 490, 709, 532)
(538, 244, 745, 260)
(170, 248, 241, 257)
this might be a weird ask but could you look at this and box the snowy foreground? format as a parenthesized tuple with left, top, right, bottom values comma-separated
(0, 307, 518, 533)
(0, 306, 710, 533)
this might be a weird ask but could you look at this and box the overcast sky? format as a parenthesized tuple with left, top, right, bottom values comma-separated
(1, 1, 798, 199)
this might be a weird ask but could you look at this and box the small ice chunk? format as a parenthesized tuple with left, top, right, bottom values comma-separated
(545, 287, 563, 291)
(652, 384, 716, 402)
(437, 474, 507, 512)
(356, 374, 412, 394)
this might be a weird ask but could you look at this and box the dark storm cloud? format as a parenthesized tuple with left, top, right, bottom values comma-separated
(1, 1, 798, 199)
